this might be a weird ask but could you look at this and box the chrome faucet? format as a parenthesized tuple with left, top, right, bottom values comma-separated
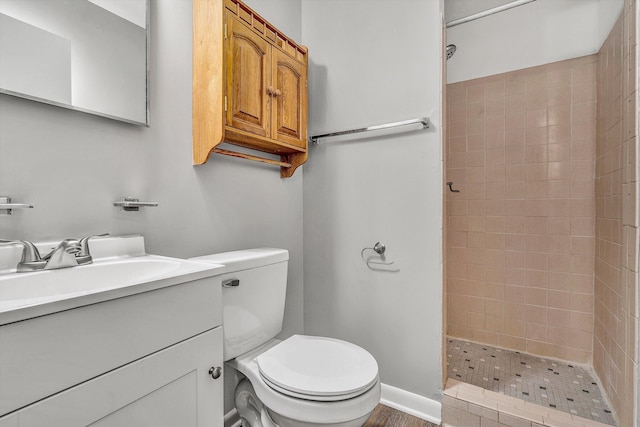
(0, 234, 108, 272)
(41, 239, 83, 270)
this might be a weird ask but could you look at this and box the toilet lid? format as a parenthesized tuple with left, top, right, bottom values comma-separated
(256, 335, 379, 401)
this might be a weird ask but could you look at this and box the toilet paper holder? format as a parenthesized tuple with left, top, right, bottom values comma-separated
(361, 242, 394, 267)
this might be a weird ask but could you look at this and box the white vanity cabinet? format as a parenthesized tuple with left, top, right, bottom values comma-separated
(0, 275, 224, 427)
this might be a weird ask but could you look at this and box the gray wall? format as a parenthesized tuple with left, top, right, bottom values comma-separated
(1, 0, 447, 413)
(301, 0, 444, 400)
(0, 0, 304, 338)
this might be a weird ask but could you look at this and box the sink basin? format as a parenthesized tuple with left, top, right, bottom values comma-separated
(0, 236, 225, 324)
(0, 257, 181, 308)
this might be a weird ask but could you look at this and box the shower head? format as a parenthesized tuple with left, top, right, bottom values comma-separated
(446, 44, 456, 60)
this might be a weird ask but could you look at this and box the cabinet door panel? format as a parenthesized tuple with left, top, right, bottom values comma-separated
(226, 15, 270, 138)
(88, 373, 197, 427)
(5, 328, 223, 427)
(272, 49, 307, 148)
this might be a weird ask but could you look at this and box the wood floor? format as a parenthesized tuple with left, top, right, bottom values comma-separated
(363, 405, 440, 427)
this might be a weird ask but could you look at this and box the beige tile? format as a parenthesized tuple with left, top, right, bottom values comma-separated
(498, 412, 534, 427)
(468, 84, 486, 103)
(549, 161, 571, 180)
(469, 403, 500, 421)
(548, 105, 570, 126)
(480, 419, 509, 427)
(571, 123, 596, 142)
(572, 102, 596, 124)
(443, 395, 470, 411)
(525, 127, 548, 146)
(541, 416, 586, 427)
(547, 143, 571, 162)
(548, 85, 571, 107)
(498, 334, 526, 351)
(506, 77, 526, 95)
(443, 405, 481, 427)
(525, 145, 548, 164)
(444, 379, 462, 396)
(578, 417, 614, 427)
(572, 80, 596, 105)
(548, 68, 572, 88)
(548, 125, 571, 144)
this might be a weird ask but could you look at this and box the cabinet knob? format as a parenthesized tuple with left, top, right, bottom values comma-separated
(266, 87, 274, 96)
(209, 366, 222, 379)
(274, 89, 282, 97)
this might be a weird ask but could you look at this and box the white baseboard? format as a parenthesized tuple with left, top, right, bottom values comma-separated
(225, 384, 442, 426)
(380, 383, 442, 424)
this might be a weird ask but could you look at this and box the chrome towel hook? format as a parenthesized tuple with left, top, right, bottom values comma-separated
(447, 182, 460, 193)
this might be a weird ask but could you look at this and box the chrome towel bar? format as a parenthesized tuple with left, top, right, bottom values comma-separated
(0, 196, 33, 215)
(309, 116, 430, 145)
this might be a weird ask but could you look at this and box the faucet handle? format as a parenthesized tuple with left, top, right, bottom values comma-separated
(42, 239, 82, 261)
(79, 233, 109, 256)
(0, 239, 42, 262)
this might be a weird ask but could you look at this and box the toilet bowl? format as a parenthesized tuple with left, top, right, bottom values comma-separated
(190, 249, 381, 427)
(230, 336, 381, 427)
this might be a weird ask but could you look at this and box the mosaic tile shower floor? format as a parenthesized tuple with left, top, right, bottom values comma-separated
(446, 338, 617, 426)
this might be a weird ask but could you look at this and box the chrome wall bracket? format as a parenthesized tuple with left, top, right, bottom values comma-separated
(0, 196, 34, 215)
(113, 197, 159, 212)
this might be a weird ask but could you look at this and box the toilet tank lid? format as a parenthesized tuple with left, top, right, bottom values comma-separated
(190, 248, 289, 272)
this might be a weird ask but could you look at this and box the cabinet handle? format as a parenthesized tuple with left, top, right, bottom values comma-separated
(222, 278, 240, 287)
(209, 366, 222, 379)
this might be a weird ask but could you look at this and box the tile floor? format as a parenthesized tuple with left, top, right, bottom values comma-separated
(446, 338, 616, 426)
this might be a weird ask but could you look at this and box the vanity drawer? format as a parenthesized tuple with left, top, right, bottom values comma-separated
(0, 276, 221, 416)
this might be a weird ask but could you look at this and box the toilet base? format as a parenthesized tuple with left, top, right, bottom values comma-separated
(267, 407, 374, 427)
(235, 379, 278, 427)
(234, 378, 375, 427)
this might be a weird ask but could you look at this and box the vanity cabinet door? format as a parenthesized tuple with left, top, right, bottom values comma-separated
(225, 14, 271, 139)
(1, 328, 223, 427)
(271, 48, 307, 149)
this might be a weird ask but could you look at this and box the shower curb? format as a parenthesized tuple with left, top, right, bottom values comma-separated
(443, 379, 614, 427)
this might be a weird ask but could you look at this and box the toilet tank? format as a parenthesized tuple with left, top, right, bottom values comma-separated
(190, 248, 289, 361)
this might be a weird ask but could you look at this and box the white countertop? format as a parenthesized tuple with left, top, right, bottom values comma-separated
(0, 235, 225, 325)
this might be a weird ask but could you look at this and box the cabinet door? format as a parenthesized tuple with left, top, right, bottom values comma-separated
(225, 15, 271, 138)
(271, 49, 307, 148)
(1, 328, 223, 427)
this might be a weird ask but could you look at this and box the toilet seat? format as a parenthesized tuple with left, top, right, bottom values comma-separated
(229, 336, 381, 425)
(256, 335, 379, 401)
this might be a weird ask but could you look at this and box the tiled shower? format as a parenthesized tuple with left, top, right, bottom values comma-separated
(446, 54, 598, 363)
(444, 1, 638, 426)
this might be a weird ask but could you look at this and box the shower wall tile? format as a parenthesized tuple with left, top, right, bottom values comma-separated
(446, 54, 598, 365)
(593, 1, 639, 426)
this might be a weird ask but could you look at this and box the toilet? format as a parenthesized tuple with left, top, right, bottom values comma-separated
(190, 248, 381, 427)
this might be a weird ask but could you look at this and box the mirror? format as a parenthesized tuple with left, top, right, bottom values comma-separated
(0, 0, 149, 126)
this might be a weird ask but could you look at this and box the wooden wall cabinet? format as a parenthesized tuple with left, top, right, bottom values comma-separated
(194, 0, 308, 178)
